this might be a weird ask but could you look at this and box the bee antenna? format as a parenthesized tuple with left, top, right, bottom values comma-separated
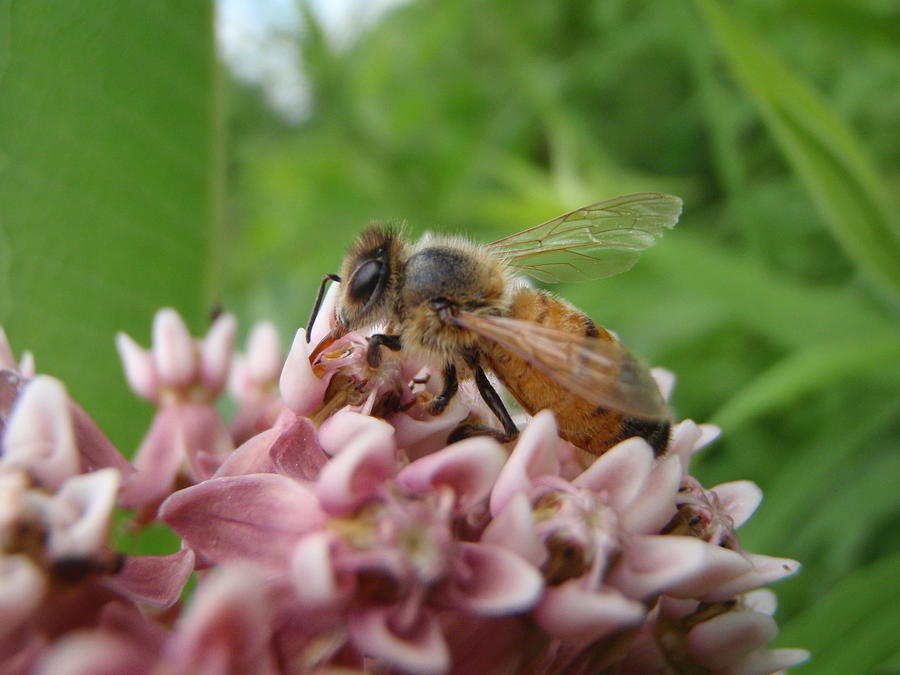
(306, 273, 341, 343)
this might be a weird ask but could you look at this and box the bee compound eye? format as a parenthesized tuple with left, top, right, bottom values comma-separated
(348, 258, 385, 303)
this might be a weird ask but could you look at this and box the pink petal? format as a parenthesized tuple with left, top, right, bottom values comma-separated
(166, 565, 274, 674)
(35, 633, 152, 675)
(68, 401, 135, 477)
(573, 436, 654, 510)
(318, 409, 394, 457)
(710, 480, 763, 529)
(387, 396, 473, 461)
(315, 427, 398, 515)
(215, 425, 282, 477)
(2, 376, 79, 488)
(445, 543, 543, 615)
(490, 410, 560, 516)
(19, 351, 35, 378)
(102, 549, 195, 609)
(269, 416, 329, 481)
(0, 555, 46, 640)
(307, 281, 340, 347)
(290, 531, 346, 608)
(700, 554, 801, 602)
(160, 473, 324, 572)
(723, 648, 810, 675)
(119, 407, 187, 509)
(620, 455, 682, 534)
(349, 606, 449, 675)
(200, 312, 237, 393)
(247, 321, 282, 382)
(115, 332, 159, 401)
(687, 610, 778, 669)
(667, 419, 702, 465)
(651, 367, 675, 401)
(0, 327, 16, 370)
(609, 535, 752, 600)
(46, 468, 120, 559)
(397, 437, 506, 514)
(481, 493, 545, 567)
(176, 403, 235, 481)
(280, 329, 330, 416)
(743, 588, 777, 615)
(152, 308, 197, 388)
(533, 582, 645, 639)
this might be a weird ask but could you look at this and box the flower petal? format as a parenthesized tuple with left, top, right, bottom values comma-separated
(482, 493, 545, 567)
(710, 480, 763, 529)
(160, 473, 324, 571)
(722, 647, 810, 675)
(246, 321, 282, 382)
(315, 427, 398, 515)
(2, 376, 79, 488)
(445, 543, 543, 615)
(280, 329, 331, 416)
(317, 409, 394, 457)
(200, 312, 237, 393)
(102, 549, 195, 609)
(46, 468, 120, 560)
(687, 610, 778, 669)
(0, 555, 46, 640)
(533, 582, 645, 640)
(573, 436, 654, 510)
(490, 410, 560, 516)
(35, 632, 151, 675)
(269, 416, 330, 481)
(609, 535, 752, 600)
(116, 332, 159, 401)
(397, 437, 506, 514)
(700, 554, 801, 602)
(152, 308, 197, 388)
(349, 606, 449, 675)
(166, 564, 274, 674)
(290, 531, 347, 609)
(620, 455, 681, 534)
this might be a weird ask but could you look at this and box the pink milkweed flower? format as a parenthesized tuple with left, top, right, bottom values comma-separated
(229, 321, 285, 444)
(480, 409, 800, 669)
(161, 424, 544, 674)
(116, 308, 237, 512)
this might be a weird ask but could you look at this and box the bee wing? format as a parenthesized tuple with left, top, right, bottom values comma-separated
(489, 193, 682, 283)
(453, 312, 670, 420)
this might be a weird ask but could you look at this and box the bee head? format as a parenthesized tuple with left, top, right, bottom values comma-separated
(335, 223, 405, 331)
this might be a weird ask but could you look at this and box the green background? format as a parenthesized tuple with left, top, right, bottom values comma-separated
(1, 1, 898, 672)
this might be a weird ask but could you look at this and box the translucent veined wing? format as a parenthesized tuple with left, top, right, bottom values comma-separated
(489, 193, 682, 283)
(453, 312, 670, 420)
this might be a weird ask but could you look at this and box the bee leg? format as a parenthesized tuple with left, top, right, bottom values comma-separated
(424, 363, 458, 416)
(367, 333, 402, 368)
(448, 366, 519, 444)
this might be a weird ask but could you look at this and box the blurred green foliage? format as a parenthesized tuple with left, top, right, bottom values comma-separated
(0, 0, 220, 453)
(223, 0, 899, 670)
(1, 0, 897, 670)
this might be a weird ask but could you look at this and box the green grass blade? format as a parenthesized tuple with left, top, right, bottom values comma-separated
(695, 0, 900, 300)
(777, 552, 900, 674)
(711, 332, 900, 431)
(0, 1, 220, 451)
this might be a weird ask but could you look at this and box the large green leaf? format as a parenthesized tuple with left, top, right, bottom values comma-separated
(695, 0, 900, 301)
(0, 1, 221, 452)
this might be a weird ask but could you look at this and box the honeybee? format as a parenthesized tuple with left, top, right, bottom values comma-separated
(308, 193, 682, 456)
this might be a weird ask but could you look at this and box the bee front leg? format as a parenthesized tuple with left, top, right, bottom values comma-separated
(448, 365, 519, 444)
(424, 363, 458, 416)
(366, 333, 402, 368)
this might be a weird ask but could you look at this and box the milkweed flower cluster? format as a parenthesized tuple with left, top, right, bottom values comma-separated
(0, 298, 809, 674)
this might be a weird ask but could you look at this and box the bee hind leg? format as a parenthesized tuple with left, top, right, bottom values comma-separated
(448, 366, 519, 445)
